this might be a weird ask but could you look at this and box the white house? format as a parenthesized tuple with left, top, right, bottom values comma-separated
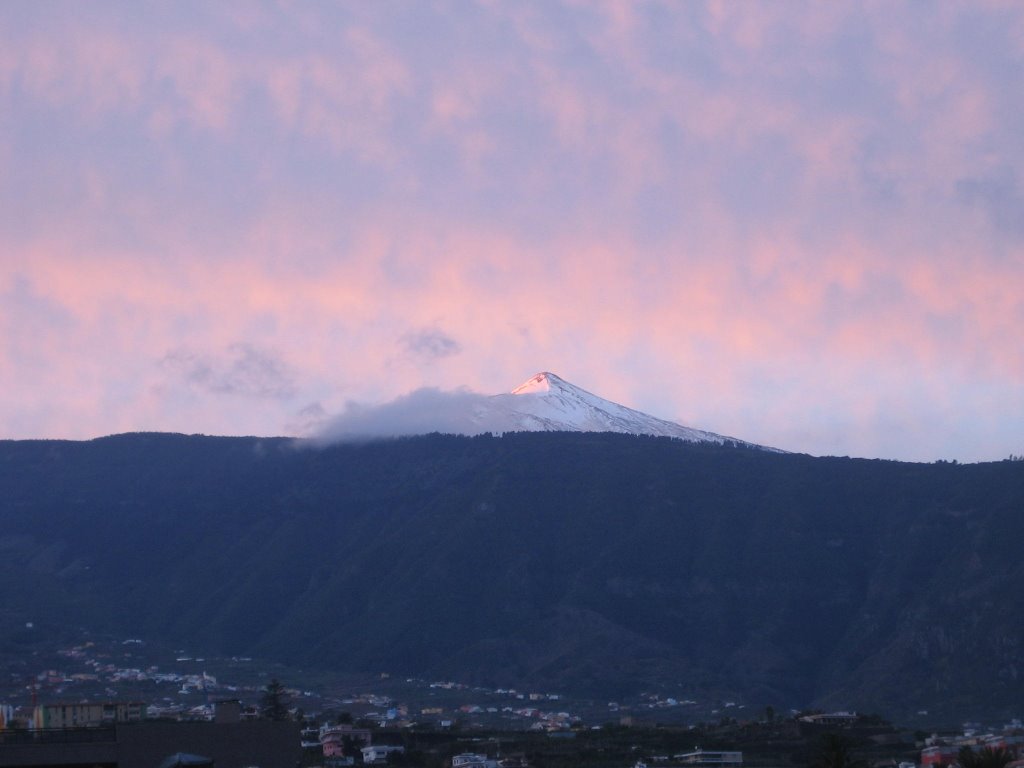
(362, 745, 405, 764)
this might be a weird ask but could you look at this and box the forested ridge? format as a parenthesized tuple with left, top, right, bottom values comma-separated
(1, 431, 1022, 721)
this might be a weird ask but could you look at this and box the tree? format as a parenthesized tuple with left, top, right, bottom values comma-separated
(958, 746, 1015, 768)
(811, 734, 866, 768)
(259, 678, 291, 720)
(342, 736, 363, 762)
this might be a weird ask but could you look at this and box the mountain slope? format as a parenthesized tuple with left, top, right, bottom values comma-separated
(0, 432, 1021, 722)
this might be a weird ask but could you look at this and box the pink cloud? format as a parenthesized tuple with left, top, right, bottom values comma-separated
(3, 207, 1022, 458)
(1, 2, 1022, 461)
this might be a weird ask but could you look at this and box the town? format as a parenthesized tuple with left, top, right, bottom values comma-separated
(1, 636, 1022, 768)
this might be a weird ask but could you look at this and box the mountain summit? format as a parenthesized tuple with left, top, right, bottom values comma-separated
(315, 371, 774, 448)
(510, 371, 567, 395)
(478, 371, 767, 448)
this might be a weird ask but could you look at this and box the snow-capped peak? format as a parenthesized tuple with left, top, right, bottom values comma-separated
(480, 371, 772, 449)
(314, 370, 777, 450)
(510, 371, 567, 395)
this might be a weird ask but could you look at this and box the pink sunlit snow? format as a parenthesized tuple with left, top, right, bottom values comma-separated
(487, 372, 767, 447)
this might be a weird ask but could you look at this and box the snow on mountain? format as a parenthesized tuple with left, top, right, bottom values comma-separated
(315, 371, 775, 449)
(472, 371, 769, 448)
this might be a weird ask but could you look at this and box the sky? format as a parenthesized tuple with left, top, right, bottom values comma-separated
(1, 1, 1022, 462)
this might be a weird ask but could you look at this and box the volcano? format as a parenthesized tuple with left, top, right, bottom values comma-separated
(475, 371, 770, 449)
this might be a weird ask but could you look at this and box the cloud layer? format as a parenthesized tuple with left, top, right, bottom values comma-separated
(314, 388, 495, 443)
(1, 2, 1022, 461)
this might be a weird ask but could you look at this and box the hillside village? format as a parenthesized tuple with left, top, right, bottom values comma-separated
(2, 636, 1024, 768)
(3, 698, 1024, 768)
(1, 637, 586, 731)
(3, 634, 801, 731)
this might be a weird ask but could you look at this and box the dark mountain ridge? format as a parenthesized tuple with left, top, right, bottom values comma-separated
(1, 431, 1022, 721)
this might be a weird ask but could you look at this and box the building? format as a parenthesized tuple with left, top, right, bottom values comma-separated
(672, 750, 743, 766)
(362, 744, 405, 764)
(320, 724, 372, 758)
(32, 702, 146, 730)
(0, 719, 301, 768)
(451, 753, 500, 768)
(799, 712, 859, 727)
(212, 700, 241, 724)
(921, 746, 960, 768)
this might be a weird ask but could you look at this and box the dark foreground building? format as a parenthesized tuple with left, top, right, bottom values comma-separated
(0, 720, 301, 768)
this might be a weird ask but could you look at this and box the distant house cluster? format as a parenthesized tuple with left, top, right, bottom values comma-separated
(0, 699, 266, 732)
(921, 721, 1024, 768)
(313, 723, 406, 765)
(798, 712, 860, 727)
(451, 752, 502, 768)
(0, 701, 145, 731)
(32, 701, 146, 729)
(634, 749, 743, 768)
(674, 750, 744, 766)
